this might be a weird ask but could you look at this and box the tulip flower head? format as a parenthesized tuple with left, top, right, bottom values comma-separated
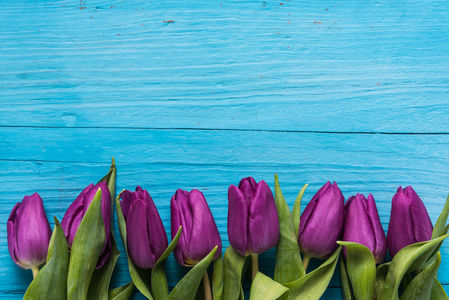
(120, 186, 168, 269)
(61, 181, 111, 268)
(298, 181, 345, 259)
(227, 177, 280, 257)
(343, 193, 387, 264)
(7, 193, 52, 271)
(171, 189, 222, 266)
(387, 186, 433, 257)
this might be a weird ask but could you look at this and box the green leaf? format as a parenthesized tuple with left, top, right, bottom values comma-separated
(339, 257, 353, 300)
(222, 245, 248, 300)
(151, 227, 182, 300)
(167, 246, 218, 300)
(98, 157, 117, 200)
(381, 232, 449, 300)
(88, 233, 121, 300)
(374, 263, 390, 300)
(431, 278, 449, 300)
(337, 242, 376, 300)
(115, 193, 153, 299)
(432, 194, 449, 239)
(249, 272, 290, 300)
(292, 184, 307, 239)
(68, 188, 106, 300)
(24, 218, 68, 300)
(273, 174, 305, 283)
(400, 252, 441, 300)
(212, 256, 224, 300)
(284, 246, 341, 300)
(109, 282, 134, 300)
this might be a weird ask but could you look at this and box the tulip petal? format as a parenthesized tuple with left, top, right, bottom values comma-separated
(61, 184, 93, 242)
(405, 186, 433, 242)
(119, 189, 133, 219)
(127, 199, 155, 269)
(188, 189, 222, 263)
(67, 210, 84, 247)
(298, 181, 331, 238)
(387, 187, 415, 257)
(343, 194, 376, 260)
(14, 194, 51, 269)
(238, 177, 257, 204)
(228, 185, 249, 256)
(299, 182, 344, 258)
(7, 202, 20, 267)
(145, 191, 168, 261)
(171, 191, 190, 266)
(248, 180, 279, 254)
(366, 193, 387, 263)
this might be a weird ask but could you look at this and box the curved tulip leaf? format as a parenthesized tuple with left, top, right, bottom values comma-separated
(249, 272, 290, 300)
(223, 245, 248, 300)
(273, 174, 305, 283)
(24, 218, 68, 300)
(109, 282, 135, 300)
(292, 183, 308, 239)
(337, 241, 376, 300)
(167, 246, 218, 300)
(88, 233, 121, 300)
(98, 157, 117, 200)
(212, 256, 224, 300)
(115, 193, 153, 299)
(339, 257, 353, 300)
(68, 188, 106, 300)
(151, 227, 182, 300)
(381, 232, 449, 300)
(400, 252, 441, 300)
(284, 246, 341, 300)
(432, 194, 449, 239)
(431, 278, 449, 300)
(374, 263, 390, 299)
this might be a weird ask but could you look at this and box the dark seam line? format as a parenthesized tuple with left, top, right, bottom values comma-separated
(0, 125, 448, 135)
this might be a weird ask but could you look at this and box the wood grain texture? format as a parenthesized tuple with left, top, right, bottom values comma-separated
(1, 0, 449, 298)
(1, 0, 448, 133)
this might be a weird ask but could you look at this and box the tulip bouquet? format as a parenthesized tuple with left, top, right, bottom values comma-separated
(7, 159, 449, 300)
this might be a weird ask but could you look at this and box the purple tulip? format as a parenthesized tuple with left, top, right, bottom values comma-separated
(61, 182, 111, 268)
(120, 186, 168, 269)
(298, 181, 344, 259)
(171, 189, 222, 266)
(7, 193, 52, 270)
(227, 177, 280, 256)
(387, 186, 433, 257)
(343, 193, 387, 264)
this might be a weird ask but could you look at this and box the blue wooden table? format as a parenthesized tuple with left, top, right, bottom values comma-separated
(1, 0, 449, 298)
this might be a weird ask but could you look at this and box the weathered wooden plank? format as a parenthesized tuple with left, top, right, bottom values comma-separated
(1, 0, 448, 132)
(1, 128, 449, 297)
(2, 0, 449, 298)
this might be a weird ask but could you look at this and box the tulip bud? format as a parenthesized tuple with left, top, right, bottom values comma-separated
(387, 186, 433, 257)
(343, 193, 387, 264)
(298, 181, 344, 259)
(61, 182, 111, 268)
(227, 177, 279, 256)
(120, 186, 168, 269)
(171, 189, 222, 266)
(7, 193, 52, 271)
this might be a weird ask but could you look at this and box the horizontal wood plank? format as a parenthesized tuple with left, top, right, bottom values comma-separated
(1, 128, 449, 296)
(1, 1, 448, 133)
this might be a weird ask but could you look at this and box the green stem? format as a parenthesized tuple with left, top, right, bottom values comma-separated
(251, 254, 259, 281)
(31, 266, 39, 279)
(302, 254, 311, 273)
(203, 271, 212, 300)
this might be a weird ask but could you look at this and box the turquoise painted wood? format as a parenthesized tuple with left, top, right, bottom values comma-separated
(1, 0, 449, 298)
